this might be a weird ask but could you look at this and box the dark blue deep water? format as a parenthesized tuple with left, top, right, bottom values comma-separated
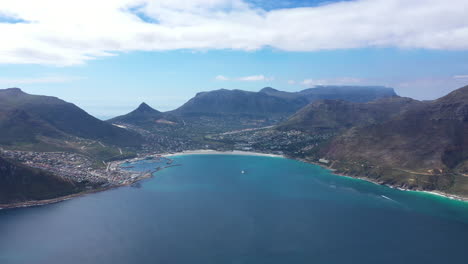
(1, 155, 468, 264)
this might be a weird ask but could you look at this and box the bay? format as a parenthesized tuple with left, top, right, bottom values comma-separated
(1, 154, 468, 264)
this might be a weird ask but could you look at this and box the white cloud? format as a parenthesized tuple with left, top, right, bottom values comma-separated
(1, 0, 468, 65)
(301, 79, 316, 86)
(301, 77, 363, 86)
(237, 75, 273, 81)
(215, 74, 273, 81)
(215, 75, 230, 81)
(0, 75, 84, 85)
(287, 80, 296, 85)
(454, 75, 468, 79)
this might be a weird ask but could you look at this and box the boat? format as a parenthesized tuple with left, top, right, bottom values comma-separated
(241, 170, 245, 174)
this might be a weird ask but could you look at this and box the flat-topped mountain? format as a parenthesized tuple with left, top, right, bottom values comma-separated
(0, 88, 142, 148)
(261, 85, 397, 102)
(320, 85, 468, 193)
(172, 86, 397, 117)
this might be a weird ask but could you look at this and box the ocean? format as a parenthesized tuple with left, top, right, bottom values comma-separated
(1, 154, 468, 264)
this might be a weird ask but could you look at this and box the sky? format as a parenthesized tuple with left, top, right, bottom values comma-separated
(1, 0, 468, 119)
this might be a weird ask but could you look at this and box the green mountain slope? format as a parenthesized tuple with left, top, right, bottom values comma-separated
(320, 85, 468, 194)
(0, 156, 83, 204)
(173, 86, 397, 117)
(0, 88, 143, 148)
(172, 88, 307, 117)
(278, 96, 419, 134)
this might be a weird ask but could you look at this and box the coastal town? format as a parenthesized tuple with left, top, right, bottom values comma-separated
(0, 148, 151, 186)
(207, 127, 335, 157)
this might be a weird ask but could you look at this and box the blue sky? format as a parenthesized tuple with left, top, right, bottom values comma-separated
(1, 0, 468, 119)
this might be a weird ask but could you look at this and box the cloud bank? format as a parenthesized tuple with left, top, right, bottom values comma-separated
(1, 0, 468, 65)
(215, 74, 274, 81)
(300, 77, 363, 86)
(237, 75, 274, 81)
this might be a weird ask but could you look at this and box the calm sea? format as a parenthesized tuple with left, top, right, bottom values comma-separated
(1, 155, 468, 264)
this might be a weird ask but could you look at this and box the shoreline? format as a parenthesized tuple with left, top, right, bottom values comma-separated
(299, 159, 468, 202)
(164, 149, 284, 158)
(0, 171, 153, 210)
(2, 150, 467, 209)
(162, 150, 468, 202)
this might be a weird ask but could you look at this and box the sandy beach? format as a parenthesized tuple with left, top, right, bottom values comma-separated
(164, 149, 284, 158)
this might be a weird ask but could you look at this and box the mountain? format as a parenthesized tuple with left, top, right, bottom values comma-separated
(319, 85, 468, 194)
(172, 88, 307, 117)
(105, 86, 397, 150)
(0, 156, 84, 205)
(0, 88, 143, 148)
(260, 85, 397, 103)
(172, 86, 397, 117)
(109, 102, 163, 124)
(278, 96, 419, 134)
(108, 102, 180, 128)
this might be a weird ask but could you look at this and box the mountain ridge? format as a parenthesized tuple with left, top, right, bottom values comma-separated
(316, 85, 468, 194)
(108, 85, 398, 135)
(171, 85, 397, 117)
(277, 96, 419, 134)
(0, 88, 143, 158)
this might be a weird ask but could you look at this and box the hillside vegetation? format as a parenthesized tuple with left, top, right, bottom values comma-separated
(0, 157, 84, 204)
(309, 86, 468, 194)
(0, 88, 142, 160)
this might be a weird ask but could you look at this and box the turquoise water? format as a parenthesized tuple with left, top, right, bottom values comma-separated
(1, 154, 468, 264)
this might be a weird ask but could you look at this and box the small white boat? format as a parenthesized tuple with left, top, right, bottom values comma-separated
(381, 195, 397, 203)
(241, 170, 245, 174)
(381, 195, 391, 200)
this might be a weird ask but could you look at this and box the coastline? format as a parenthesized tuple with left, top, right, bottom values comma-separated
(0, 187, 113, 210)
(164, 149, 284, 158)
(2, 149, 467, 209)
(0, 171, 153, 210)
(299, 159, 468, 202)
(163, 150, 468, 202)
(0, 150, 282, 210)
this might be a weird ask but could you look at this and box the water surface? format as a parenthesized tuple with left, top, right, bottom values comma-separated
(1, 155, 468, 264)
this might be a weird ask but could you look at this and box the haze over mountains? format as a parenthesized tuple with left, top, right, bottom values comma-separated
(110, 86, 397, 132)
(171, 86, 396, 116)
